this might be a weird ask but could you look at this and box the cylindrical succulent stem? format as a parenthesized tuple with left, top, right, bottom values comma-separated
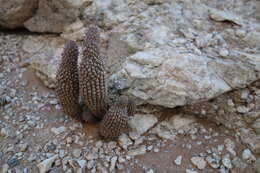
(56, 40, 82, 121)
(79, 26, 108, 119)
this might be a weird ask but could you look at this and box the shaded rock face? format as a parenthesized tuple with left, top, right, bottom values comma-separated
(0, 0, 38, 28)
(24, 0, 80, 33)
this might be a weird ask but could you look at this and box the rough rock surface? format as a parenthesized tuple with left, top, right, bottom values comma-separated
(106, 0, 260, 108)
(24, 0, 81, 33)
(184, 80, 260, 153)
(0, 0, 38, 28)
(22, 0, 260, 108)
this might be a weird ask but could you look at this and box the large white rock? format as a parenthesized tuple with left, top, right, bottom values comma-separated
(111, 47, 258, 108)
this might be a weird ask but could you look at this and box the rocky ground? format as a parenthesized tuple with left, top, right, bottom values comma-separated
(0, 33, 259, 173)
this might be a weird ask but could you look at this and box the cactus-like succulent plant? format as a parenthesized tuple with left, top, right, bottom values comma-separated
(79, 26, 108, 119)
(56, 40, 82, 120)
(99, 96, 135, 139)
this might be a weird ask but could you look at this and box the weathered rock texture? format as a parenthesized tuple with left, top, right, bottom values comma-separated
(24, 0, 81, 33)
(22, 0, 260, 107)
(0, 0, 38, 28)
(184, 80, 260, 154)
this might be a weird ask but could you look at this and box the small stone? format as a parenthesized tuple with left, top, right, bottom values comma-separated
(7, 158, 20, 168)
(72, 149, 82, 158)
(227, 99, 235, 107)
(129, 114, 158, 135)
(128, 145, 147, 156)
(118, 133, 133, 150)
(51, 126, 66, 135)
(242, 149, 256, 163)
(191, 156, 206, 169)
(147, 169, 154, 173)
(28, 154, 37, 162)
(153, 148, 159, 152)
(109, 156, 117, 172)
(222, 154, 232, 169)
(147, 145, 153, 151)
(85, 153, 98, 160)
(219, 49, 229, 57)
(129, 132, 141, 140)
(66, 137, 73, 144)
(87, 160, 95, 169)
(107, 141, 117, 150)
(95, 141, 103, 148)
(118, 156, 125, 163)
(174, 155, 182, 165)
(22, 168, 29, 173)
(206, 156, 219, 169)
(186, 169, 198, 173)
(77, 159, 87, 169)
(20, 143, 28, 152)
(37, 155, 58, 173)
(236, 106, 250, 113)
(2, 164, 9, 173)
(232, 157, 247, 169)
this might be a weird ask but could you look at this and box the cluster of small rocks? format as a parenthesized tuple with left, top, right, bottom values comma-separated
(185, 80, 260, 154)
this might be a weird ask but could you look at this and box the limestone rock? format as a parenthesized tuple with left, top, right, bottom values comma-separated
(191, 156, 207, 170)
(111, 47, 258, 108)
(129, 114, 158, 135)
(22, 36, 66, 88)
(151, 114, 196, 139)
(209, 8, 244, 25)
(0, 0, 38, 28)
(37, 155, 58, 173)
(24, 0, 80, 33)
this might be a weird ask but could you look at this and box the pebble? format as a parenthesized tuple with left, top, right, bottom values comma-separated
(72, 149, 82, 158)
(219, 49, 229, 57)
(147, 169, 155, 173)
(222, 154, 233, 169)
(186, 169, 199, 173)
(242, 149, 256, 163)
(118, 134, 133, 150)
(20, 143, 28, 152)
(174, 155, 182, 165)
(37, 155, 58, 173)
(109, 156, 117, 172)
(77, 159, 87, 168)
(87, 160, 95, 169)
(51, 126, 66, 135)
(86, 153, 98, 160)
(2, 164, 9, 173)
(153, 148, 159, 152)
(236, 106, 250, 113)
(7, 158, 20, 168)
(128, 145, 147, 156)
(190, 156, 206, 169)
